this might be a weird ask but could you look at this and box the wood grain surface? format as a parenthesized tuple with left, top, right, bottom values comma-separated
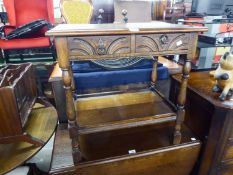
(76, 90, 176, 134)
(46, 22, 207, 36)
(50, 124, 200, 175)
(0, 105, 58, 175)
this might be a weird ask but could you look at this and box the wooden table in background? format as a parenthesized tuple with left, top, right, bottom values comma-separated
(170, 71, 233, 175)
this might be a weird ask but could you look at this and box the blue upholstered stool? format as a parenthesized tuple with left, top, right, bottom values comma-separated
(72, 58, 169, 92)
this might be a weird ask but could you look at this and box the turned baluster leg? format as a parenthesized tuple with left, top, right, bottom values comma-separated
(69, 68, 76, 91)
(151, 56, 158, 87)
(173, 33, 198, 144)
(173, 33, 197, 144)
(55, 37, 82, 163)
(173, 59, 191, 144)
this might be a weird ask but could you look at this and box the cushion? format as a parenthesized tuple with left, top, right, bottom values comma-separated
(5, 19, 50, 40)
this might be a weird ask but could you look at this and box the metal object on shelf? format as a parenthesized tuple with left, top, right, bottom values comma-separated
(122, 9, 128, 23)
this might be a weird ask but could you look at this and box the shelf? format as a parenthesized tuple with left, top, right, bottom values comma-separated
(50, 123, 200, 175)
(197, 41, 233, 48)
(0, 104, 58, 175)
(76, 90, 176, 134)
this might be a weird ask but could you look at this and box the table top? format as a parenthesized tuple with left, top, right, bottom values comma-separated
(172, 71, 233, 109)
(46, 22, 208, 37)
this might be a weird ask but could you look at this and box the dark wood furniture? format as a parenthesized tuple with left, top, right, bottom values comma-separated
(0, 63, 58, 174)
(46, 22, 207, 173)
(170, 71, 233, 175)
(0, 64, 42, 146)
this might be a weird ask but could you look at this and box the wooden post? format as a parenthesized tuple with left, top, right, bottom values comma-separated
(173, 60, 191, 144)
(55, 37, 82, 163)
(151, 56, 158, 87)
(173, 33, 197, 144)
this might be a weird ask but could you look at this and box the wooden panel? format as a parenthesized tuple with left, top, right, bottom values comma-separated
(68, 35, 131, 56)
(52, 142, 200, 175)
(76, 142, 200, 175)
(50, 124, 200, 175)
(135, 33, 189, 53)
(79, 122, 191, 161)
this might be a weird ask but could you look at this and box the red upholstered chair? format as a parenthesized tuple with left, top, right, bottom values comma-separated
(0, 0, 56, 63)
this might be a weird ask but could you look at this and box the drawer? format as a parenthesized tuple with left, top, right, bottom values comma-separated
(135, 33, 189, 53)
(68, 35, 131, 56)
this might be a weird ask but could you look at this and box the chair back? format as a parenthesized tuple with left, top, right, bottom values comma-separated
(3, 0, 54, 27)
(60, 0, 93, 24)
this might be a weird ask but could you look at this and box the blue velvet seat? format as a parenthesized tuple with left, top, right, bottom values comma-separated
(72, 58, 169, 91)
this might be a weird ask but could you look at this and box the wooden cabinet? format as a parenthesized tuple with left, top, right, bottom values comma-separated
(170, 71, 233, 175)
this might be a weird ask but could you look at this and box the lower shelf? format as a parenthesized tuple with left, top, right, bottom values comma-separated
(50, 123, 201, 175)
(76, 89, 176, 134)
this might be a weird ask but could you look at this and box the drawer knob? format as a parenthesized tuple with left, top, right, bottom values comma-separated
(160, 34, 169, 44)
(97, 39, 107, 55)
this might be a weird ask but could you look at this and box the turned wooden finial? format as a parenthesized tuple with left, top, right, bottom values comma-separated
(122, 9, 128, 23)
(97, 8, 104, 24)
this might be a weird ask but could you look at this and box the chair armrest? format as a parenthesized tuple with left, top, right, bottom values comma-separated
(49, 63, 62, 82)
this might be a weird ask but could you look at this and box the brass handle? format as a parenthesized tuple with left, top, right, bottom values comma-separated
(96, 38, 106, 55)
(160, 34, 168, 45)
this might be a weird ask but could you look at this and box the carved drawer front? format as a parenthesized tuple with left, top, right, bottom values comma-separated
(135, 33, 189, 53)
(68, 35, 131, 56)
